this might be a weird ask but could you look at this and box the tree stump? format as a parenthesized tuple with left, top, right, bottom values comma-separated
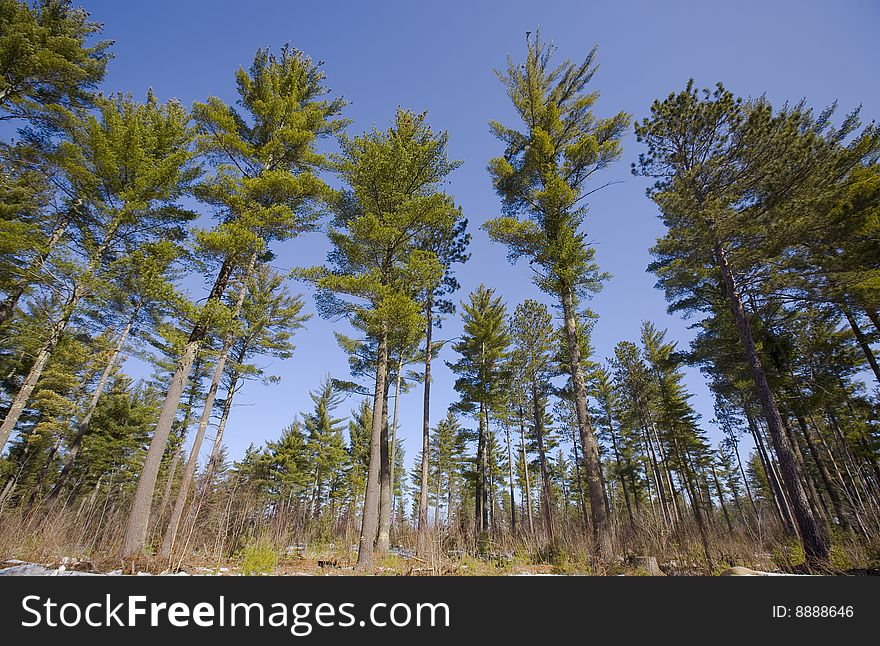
(630, 556, 664, 576)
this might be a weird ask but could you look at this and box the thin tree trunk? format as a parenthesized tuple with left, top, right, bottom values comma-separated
(160, 264, 253, 557)
(745, 403, 793, 532)
(643, 423, 671, 527)
(121, 253, 237, 558)
(532, 382, 555, 544)
(781, 415, 829, 523)
(734, 438, 758, 517)
(605, 407, 634, 530)
(711, 466, 733, 533)
(483, 407, 491, 536)
(559, 282, 612, 559)
(0, 476, 17, 511)
(842, 305, 880, 384)
(433, 449, 441, 528)
(47, 311, 136, 501)
(571, 421, 590, 533)
(0, 219, 120, 449)
(504, 424, 516, 533)
(475, 401, 486, 544)
(26, 438, 61, 508)
(794, 413, 851, 532)
(517, 401, 534, 534)
(418, 294, 433, 537)
(200, 373, 241, 497)
(715, 240, 828, 564)
(158, 358, 203, 519)
(673, 437, 712, 565)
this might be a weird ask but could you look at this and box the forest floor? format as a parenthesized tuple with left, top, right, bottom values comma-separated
(4, 538, 877, 576)
(4, 552, 858, 576)
(0, 556, 567, 576)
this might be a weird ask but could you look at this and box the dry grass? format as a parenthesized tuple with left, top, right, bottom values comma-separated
(2, 500, 877, 576)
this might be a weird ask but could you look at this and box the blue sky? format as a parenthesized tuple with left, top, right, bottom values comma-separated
(72, 0, 878, 474)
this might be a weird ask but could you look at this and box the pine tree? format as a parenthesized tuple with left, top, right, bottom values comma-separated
(47, 240, 183, 500)
(344, 399, 372, 529)
(632, 82, 877, 564)
(0, 92, 198, 450)
(510, 299, 557, 543)
(301, 108, 459, 569)
(641, 321, 713, 562)
(448, 284, 510, 545)
(0, 0, 111, 123)
(484, 32, 630, 558)
(122, 46, 344, 557)
(304, 376, 347, 520)
(202, 266, 309, 485)
(417, 215, 469, 540)
(160, 265, 309, 555)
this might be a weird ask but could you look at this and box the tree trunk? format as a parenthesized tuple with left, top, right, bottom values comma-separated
(559, 282, 612, 559)
(0, 287, 80, 449)
(158, 357, 203, 519)
(355, 326, 389, 570)
(643, 422, 671, 527)
(714, 241, 828, 564)
(781, 415, 829, 523)
(605, 408, 634, 530)
(482, 407, 491, 536)
(200, 370, 242, 499)
(504, 424, 517, 533)
(0, 221, 118, 449)
(158, 442, 183, 521)
(517, 401, 534, 534)
(121, 254, 237, 558)
(531, 382, 555, 545)
(712, 466, 733, 533)
(418, 294, 433, 537)
(842, 305, 880, 384)
(47, 311, 136, 501)
(794, 413, 851, 532)
(160, 264, 253, 557)
(673, 437, 712, 565)
(377, 356, 401, 555)
(744, 403, 793, 531)
(474, 402, 489, 549)
(571, 421, 590, 533)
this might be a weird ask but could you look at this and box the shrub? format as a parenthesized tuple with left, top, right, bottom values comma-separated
(239, 538, 278, 575)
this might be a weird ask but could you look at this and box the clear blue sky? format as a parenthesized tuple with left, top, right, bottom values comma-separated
(76, 0, 878, 474)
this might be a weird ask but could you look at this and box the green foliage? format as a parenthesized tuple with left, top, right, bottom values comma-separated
(421, 410, 468, 519)
(302, 108, 459, 345)
(0, 0, 112, 122)
(238, 537, 278, 575)
(449, 285, 511, 414)
(484, 31, 627, 300)
(72, 377, 158, 491)
(304, 376, 348, 515)
(634, 80, 879, 320)
(193, 45, 346, 257)
(773, 536, 806, 569)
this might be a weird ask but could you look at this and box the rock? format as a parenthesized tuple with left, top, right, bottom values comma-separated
(0, 564, 54, 576)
